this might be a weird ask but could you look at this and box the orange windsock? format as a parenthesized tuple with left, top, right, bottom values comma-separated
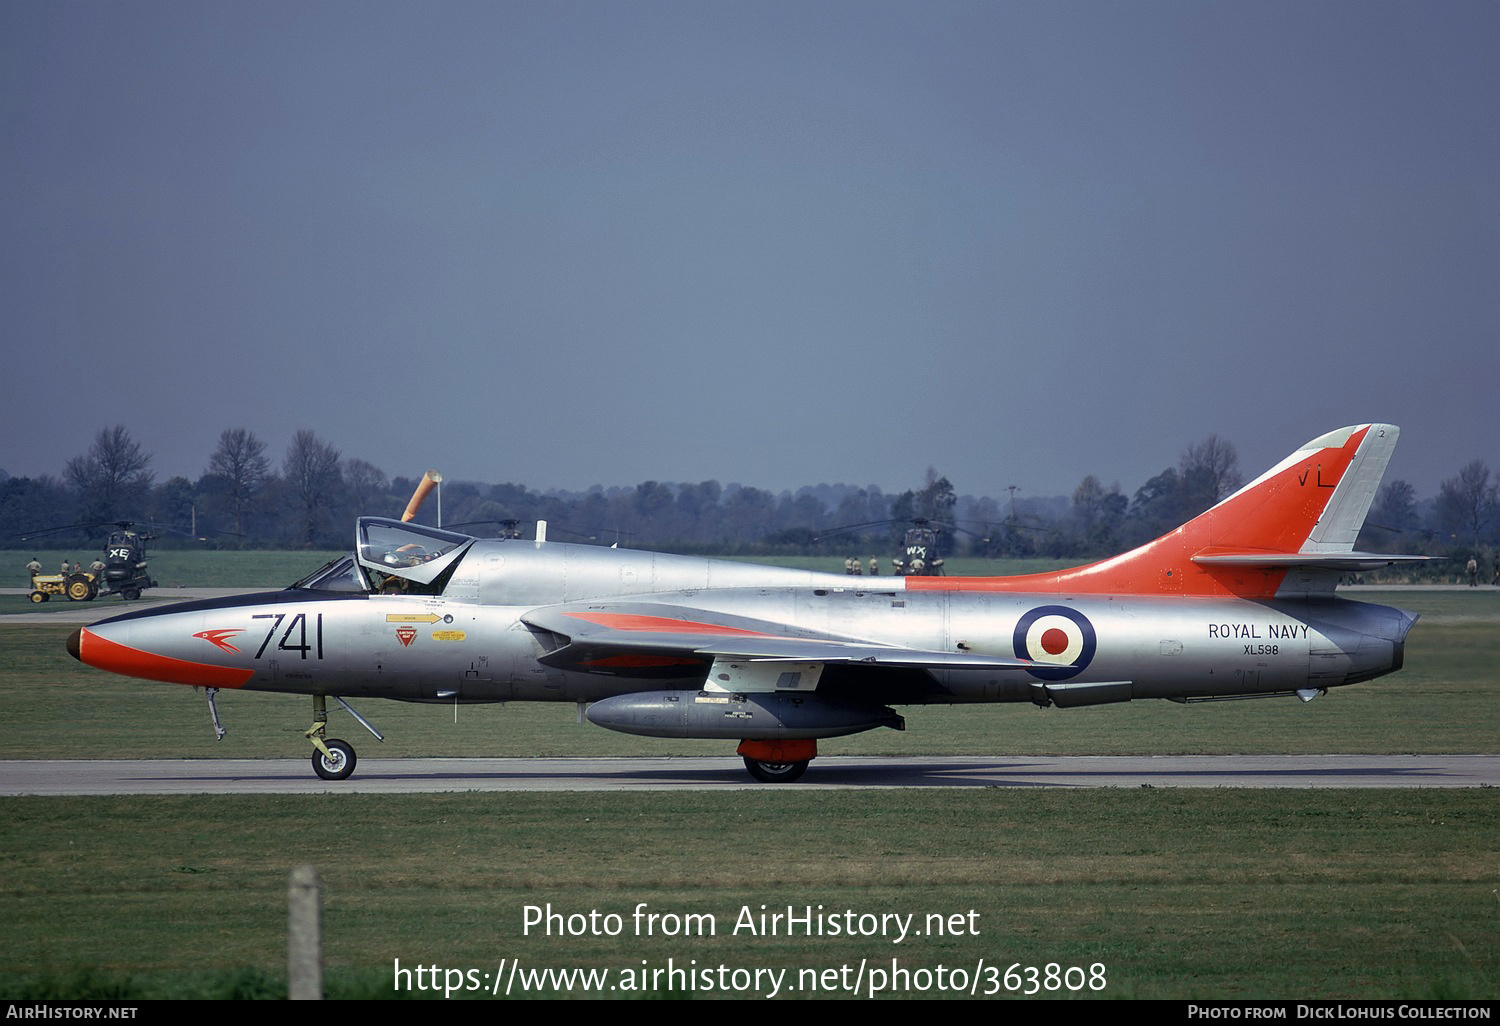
(401, 471, 443, 522)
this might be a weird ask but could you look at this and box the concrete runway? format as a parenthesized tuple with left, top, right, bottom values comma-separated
(3, 754, 1496, 794)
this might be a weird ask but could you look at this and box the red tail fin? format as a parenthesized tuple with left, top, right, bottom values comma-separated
(911, 424, 1401, 599)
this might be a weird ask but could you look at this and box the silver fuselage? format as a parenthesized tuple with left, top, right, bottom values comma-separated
(81, 536, 1415, 710)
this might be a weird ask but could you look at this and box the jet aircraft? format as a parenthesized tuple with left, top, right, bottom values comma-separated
(69, 424, 1426, 782)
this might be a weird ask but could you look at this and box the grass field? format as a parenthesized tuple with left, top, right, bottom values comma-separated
(2, 560, 1496, 1000)
(2, 790, 1495, 1000)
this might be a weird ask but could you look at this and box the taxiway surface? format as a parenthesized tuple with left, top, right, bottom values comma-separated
(3, 754, 1495, 794)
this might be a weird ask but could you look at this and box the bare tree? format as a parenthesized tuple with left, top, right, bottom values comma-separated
(64, 425, 154, 523)
(342, 458, 389, 516)
(283, 430, 343, 547)
(207, 428, 270, 539)
(1436, 460, 1497, 551)
(918, 467, 956, 521)
(1359, 479, 1420, 551)
(1179, 434, 1242, 514)
(1072, 474, 1126, 552)
(1072, 474, 1107, 532)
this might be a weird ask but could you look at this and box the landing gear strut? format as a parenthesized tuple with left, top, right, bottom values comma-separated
(305, 694, 384, 781)
(737, 739, 817, 784)
(205, 688, 226, 741)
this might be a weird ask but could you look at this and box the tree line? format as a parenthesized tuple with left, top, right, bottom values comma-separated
(2, 425, 1495, 567)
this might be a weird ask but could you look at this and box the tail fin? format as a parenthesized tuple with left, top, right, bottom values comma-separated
(1196, 423, 1395, 559)
(915, 424, 1426, 599)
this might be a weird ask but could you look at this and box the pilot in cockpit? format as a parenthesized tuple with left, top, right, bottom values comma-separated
(380, 544, 432, 568)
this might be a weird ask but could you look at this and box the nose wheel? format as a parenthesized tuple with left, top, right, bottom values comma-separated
(305, 694, 383, 780)
(312, 738, 357, 780)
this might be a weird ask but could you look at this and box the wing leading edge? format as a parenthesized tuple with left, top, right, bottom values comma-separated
(522, 603, 1030, 683)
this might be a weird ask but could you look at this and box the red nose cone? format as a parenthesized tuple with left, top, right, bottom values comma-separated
(69, 626, 253, 688)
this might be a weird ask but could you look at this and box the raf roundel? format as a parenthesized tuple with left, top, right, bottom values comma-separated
(1013, 605, 1097, 681)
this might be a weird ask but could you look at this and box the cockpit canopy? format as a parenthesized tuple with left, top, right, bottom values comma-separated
(357, 518, 473, 586)
(292, 518, 475, 594)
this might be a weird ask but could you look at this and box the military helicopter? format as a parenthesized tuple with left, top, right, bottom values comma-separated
(816, 516, 954, 576)
(893, 517, 947, 576)
(21, 521, 159, 601)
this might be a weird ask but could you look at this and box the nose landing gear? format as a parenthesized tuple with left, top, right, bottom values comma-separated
(305, 694, 384, 781)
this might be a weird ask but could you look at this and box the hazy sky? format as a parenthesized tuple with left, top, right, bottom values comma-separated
(3, 0, 1496, 505)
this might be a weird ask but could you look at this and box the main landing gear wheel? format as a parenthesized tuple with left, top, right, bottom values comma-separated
(743, 757, 810, 783)
(312, 739, 356, 781)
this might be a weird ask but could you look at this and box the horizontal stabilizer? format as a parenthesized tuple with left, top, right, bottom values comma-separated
(1192, 550, 1438, 571)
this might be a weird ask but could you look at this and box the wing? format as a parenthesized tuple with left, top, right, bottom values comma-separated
(521, 602, 1029, 690)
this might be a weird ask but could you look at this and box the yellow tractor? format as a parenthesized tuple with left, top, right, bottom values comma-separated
(29, 571, 98, 603)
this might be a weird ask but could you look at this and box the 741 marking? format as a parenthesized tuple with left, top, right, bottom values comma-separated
(251, 613, 324, 659)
